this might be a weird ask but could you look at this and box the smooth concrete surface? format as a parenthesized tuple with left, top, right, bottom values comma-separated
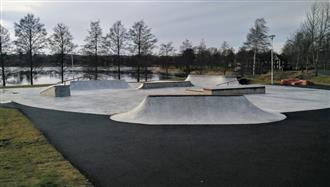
(70, 80, 129, 90)
(139, 80, 193, 89)
(203, 85, 266, 95)
(185, 74, 239, 88)
(40, 85, 71, 97)
(1, 85, 329, 116)
(246, 86, 330, 113)
(110, 95, 286, 124)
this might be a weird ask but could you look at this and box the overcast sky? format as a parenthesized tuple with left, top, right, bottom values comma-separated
(1, 0, 318, 53)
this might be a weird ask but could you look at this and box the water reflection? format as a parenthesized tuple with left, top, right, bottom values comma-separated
(1, 66, 162, 86)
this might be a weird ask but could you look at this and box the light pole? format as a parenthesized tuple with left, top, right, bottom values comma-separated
(269, 34, 275, 85)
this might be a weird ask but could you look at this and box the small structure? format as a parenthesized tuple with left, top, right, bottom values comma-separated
(185, 74, 240, 88)
(70, 80, 129, 90)
(40, 85, 71, 97)
(139, 80, 193, 89)
(202, 85, 265, 95)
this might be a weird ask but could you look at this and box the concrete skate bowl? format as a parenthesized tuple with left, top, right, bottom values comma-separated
(110, 95, 286, 125)
(70, 80, 129, 91)
(185, 74, 240, 88)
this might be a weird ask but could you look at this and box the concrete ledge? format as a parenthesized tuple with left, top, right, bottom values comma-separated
(70, 80, 129, 90)
(203, 85, 265, 95)
(40, 85, 71, 97)
(138, 81, 193, 89)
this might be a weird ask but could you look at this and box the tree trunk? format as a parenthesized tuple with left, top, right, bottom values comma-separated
(315, 50, 319, 76)
(117, 54, 121, 80)
(306, 57, 309, 72)
(61, 53, 64, 83)
(295, 55, 299, 71)
(166, 64, 169, 79)
(137, 65, 140, 82)
(186, 60, 190, 76)
(253, 49, 256, 76)
(137, 43, 141, 82)
(29, 50, 33, 85)
(95, 54, 98, 80)
(144, 66, 148, 82)
(0, 45, 5, 87)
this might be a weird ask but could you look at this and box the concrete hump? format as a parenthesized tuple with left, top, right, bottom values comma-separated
(110, 95, 286, 125)
(40, 85, 71, 97)
(70, 80, 129, 90)
(185, 74, 240, 88)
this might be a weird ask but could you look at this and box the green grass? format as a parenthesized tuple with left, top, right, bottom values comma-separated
(311, 75, 330, 85)
(0, 108, 92, 187)
(0, 84, 53, 89)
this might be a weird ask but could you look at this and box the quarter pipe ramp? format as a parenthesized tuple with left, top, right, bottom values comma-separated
(110, 95, 286, 125)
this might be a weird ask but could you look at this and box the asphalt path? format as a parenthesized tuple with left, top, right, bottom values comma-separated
(1, 102, 329, 187)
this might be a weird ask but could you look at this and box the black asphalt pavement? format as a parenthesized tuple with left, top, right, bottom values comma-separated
(2, 102, 330, 187)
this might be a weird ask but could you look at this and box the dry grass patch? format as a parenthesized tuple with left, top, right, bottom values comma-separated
(0, 108, 92, 187)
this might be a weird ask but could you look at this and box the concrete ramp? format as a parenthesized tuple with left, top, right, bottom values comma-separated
(203, 85, 266, 95)
(185, 74, 239, 88)
(139, 81, 193, 89)
(40, 85, 70, 97)
(110, 95, 286, 125)
(70, 80, 129, 90)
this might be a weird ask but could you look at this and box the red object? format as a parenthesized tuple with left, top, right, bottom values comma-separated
(280, 79, 312, 86)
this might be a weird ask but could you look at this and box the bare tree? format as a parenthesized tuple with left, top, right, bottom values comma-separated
(182, 48, 195, 76)
(159, 42, 175, 78)
(159, 42, 175, 56)
(196, 39, 206, 51)
(106, 21, 127, 79)
(49, 23, 76, 83)
(221, 41, 235, 75)
(307, 2, 330, 76)
(83, 20, 103, 80)
(180, 39, 193, 52)
(128, 20, 157, 82)
(283, 1, 330, 75)
(0, 24, 10, 87)
(14, 14, 47, 85)
(244, 18, 270, 76)
(303, 3, 320, 75)
(195, 39, 208, 74)
(282, 31, 308, 71)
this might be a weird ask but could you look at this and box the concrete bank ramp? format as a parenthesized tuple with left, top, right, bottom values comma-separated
(70, 80, 129, 90)
(186, 74, 239, 88)
(40, 85, 71, 97)
(110, 95, 286, 125)
(139, 80, 193, 89)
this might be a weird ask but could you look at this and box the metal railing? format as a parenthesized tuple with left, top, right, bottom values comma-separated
(216, 79, 239, 86)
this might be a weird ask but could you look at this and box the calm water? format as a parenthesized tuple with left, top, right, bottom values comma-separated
(1, 66, 172, 86)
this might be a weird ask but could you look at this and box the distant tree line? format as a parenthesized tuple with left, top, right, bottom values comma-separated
(282, 2, 330, 76)
(0, 1, 329, 86)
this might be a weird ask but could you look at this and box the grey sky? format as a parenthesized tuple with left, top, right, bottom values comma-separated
(1, 0, 316, 53)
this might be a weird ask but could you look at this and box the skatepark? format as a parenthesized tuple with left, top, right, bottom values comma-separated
(1, 75, 330, 186)
(1, 75, 329, 124)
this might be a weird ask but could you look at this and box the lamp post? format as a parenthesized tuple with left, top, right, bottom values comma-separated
(269, 34, 275, 85)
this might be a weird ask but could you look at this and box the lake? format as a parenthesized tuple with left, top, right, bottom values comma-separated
(1, 66, 178, 86)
